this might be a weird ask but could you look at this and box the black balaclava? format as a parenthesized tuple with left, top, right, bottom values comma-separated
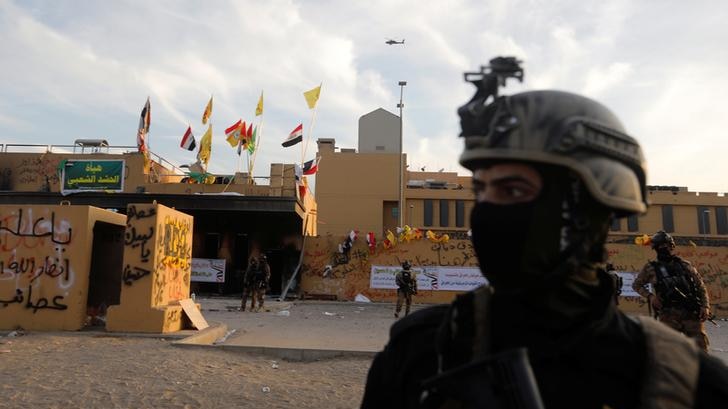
(655, 245, 672, 261)
(469, 163, 612, 296)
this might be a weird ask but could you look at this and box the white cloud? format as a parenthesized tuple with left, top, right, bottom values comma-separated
(0, 0, 727, 193)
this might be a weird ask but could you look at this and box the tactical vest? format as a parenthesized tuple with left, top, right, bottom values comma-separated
(651, 259, 698, 310)
(425, 287, 700, 408)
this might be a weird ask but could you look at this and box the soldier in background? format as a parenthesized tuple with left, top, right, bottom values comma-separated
(633, 230, 711, 351)
(253, 255, 272, 312)
(394, 261, 417, 318)
(241, 257, 259, 312)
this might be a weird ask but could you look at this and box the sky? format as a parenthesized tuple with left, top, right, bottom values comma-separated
(1, 0, 727, 193)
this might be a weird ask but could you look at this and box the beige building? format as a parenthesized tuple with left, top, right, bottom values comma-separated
(307, 108, 728, 317)
(0, 141, 317, 298)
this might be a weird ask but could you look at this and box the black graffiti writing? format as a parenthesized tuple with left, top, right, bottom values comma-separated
(0, 209, 72, 244)
(29, 256, 70, 283)
(0, 289, 24, 307)
(24, 285, 67, 313)
(127, 205, 156, 225)
(125, 226, 154, 262)
(0, 257, 36, 277)
(123, 264, 151, 285)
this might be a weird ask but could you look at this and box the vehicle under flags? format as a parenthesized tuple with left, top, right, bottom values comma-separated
(282, 124, 303, 147)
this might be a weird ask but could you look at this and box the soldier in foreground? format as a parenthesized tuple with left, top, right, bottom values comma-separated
(395, 261, 418, 318)
(361, 57, 728, 408)
(633, 231, 711, 351)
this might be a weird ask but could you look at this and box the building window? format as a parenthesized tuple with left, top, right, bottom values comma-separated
(627, 215, 639, 232)
(697, 206, 711, 234)
(375, 145, 385, 151)
(716, 207, 728, 235)
(456, 200, 465, 227)
(440, 200, 449, 227)
(610, 218, 621, 231)
(661, 205, 675, 233)
(424, 200, 433, 227)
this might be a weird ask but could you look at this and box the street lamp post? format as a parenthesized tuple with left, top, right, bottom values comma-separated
(397, 81, 407, 228)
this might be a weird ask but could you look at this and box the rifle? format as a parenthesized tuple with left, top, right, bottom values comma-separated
(673, 287, 718, 326)
(420, 348, 544, 409)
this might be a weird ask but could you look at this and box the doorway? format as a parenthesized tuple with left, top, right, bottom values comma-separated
(86, 221, 125, 327)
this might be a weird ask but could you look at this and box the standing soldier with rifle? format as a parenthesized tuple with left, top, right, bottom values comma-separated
(395, 261, 417, 318)
(361, 57, 728, 409)
(633, 230, 711, 351)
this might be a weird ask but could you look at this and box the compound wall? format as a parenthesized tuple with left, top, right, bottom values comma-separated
(0, 205, 126, 330)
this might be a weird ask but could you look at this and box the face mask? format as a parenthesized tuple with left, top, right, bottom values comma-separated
(656, 246, 672, 260)
(469, 166, 610, 293)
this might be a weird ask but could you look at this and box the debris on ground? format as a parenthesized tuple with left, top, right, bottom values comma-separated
(276, 310, 290, 317)
(262, 386, 271, 393)
(354, 294, 371, 303)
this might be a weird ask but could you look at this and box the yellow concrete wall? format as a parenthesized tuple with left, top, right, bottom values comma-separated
(0, 152, 147, 193)
(106, 203, 193, 333)
(301, 235, 477, 303)
(0, 205, 126, 330)
(300, 236, 728, 318)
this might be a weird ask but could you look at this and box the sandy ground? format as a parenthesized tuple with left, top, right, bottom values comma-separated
(0, 333, 371, 409)
(2, 297, 727, 409)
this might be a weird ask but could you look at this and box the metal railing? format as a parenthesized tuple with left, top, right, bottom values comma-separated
(0, 143, 277, 181)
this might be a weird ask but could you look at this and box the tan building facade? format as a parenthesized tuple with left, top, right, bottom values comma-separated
(311, 117, 728, 316)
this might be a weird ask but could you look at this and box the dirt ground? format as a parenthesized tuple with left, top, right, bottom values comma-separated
(2, 298, 727, 409)
(0, 333, 371, 409)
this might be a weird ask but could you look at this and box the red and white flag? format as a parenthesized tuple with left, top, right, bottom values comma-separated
(302, 156, 320, 175)
(282, 124, 303, 147)
(180, 126, 196, 151)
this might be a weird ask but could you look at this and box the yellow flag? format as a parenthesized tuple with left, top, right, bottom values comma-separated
(197, 124, 212, 165)
(303, 84, 321, 109)
(255, 91, 264, 116)
(202, 96, 213, 125)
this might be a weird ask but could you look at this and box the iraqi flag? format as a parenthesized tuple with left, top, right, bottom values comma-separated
(302, 157, 320, 175)
(180, 126, 196, 151)
(282, 124, 303, 147)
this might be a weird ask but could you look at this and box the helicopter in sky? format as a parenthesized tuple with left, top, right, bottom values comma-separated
(385, 38, 405, 45)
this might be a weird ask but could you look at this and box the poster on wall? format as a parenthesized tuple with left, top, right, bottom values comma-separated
(191, 258, 226, 283)
(436, 266, 488, 291)
(61, 159, 125, 194)
(370, 265, 485, 292)
(615, 271, 641, 298)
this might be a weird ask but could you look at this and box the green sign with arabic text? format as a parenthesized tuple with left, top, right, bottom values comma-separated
(62, 160, 125, 193)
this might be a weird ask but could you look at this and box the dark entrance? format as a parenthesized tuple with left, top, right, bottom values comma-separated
(86, 221, 124, 327)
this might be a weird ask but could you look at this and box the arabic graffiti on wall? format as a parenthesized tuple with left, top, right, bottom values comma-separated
(300, 236, 728, 317)
(0, 207, 76, 318)
(15, 156, 60, 186)
(152, 213, 192, 306)
(300, 236, 479, 303)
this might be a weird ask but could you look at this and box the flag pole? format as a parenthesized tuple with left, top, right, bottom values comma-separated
(249, 118, 264, 184)
(302, 82, 322, 165)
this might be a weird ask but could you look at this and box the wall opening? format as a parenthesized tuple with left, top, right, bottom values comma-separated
(86, 221, 125, 328)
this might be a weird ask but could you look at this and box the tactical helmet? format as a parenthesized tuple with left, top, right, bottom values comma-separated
(651, 230, 675, 249)
(459, 88, 648, 217)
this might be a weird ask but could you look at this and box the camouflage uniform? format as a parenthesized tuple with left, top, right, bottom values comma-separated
(395, 266, 417, 318)
(633, 256, 711, 351)
(253, 259, 271, 311)
(241, 259, 259, 311)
